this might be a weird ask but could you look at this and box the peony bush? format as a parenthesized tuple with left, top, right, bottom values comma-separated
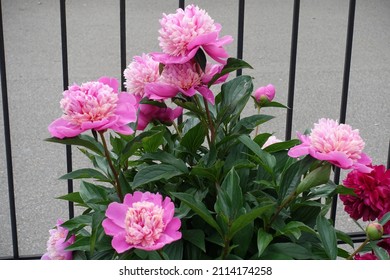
(42, 4, 390, 260)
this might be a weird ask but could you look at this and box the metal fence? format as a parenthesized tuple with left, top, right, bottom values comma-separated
(1, 0, 389, 260)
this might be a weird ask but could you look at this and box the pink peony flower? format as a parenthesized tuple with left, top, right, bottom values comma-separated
(262, 135, 282, 149)
(124, 54, 160, 97)
(288, 118, 372, 172)
(145, 61, 226, 105)
(134, 95, 183, 131)
(151, 4, 233, 64)
(48, 77, 137, 139)
(354, 252, 378, 260)
(253, 84, 275, 103)
(340, 165, 390, 221)
(41, 219, 75, 260)
(102, 191, 182, 253)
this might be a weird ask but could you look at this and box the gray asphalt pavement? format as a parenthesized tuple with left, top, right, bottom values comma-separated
(0, 0, 389, 257)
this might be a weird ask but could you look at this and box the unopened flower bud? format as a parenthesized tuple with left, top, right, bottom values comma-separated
(253, 84, 275, 104)
(365, 222, 384, 241)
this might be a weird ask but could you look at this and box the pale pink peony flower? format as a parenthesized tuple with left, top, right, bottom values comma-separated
(48, 77, 137, 139)
(253, 84, 276, 103)
(124, 54, 160, 97)
(134, 95, 183, 131)
(41, 219, 75, 260)
(151, 4, 233, 64)
(340, 165, 390, 221)
(102, 191, 182, 253)
(262, 135, 282, 149)
(288, 118, 372, 172)
(145, 61, 226, 105)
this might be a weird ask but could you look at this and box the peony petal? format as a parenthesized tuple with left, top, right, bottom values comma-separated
(145, 82, 180, 100)
(287, 143, 310, 158)
(111, 232, 132, 253)
(150, 49, 198, 65)
(102, 218, 124, 236)
(115, 93, 137, 124)
(187, 30, 219, 49)
(48, 118, 84, 139)
(98, 76, 119, 93)
(313, 150, 353, 169)
(105, 202, 128, 228)
(196, 86, 215, 105)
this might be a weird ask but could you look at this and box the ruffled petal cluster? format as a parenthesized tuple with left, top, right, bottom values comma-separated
(41, 219, 75, 260)
(288, 118, 372, 172)
(340, 165, 390, 221)
(102, 192, 182, 253)
(152, 4, 233, 64)
(49, 77, 137, 138)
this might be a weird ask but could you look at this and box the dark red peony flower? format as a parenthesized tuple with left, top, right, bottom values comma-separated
(354, 252, 378, 260)
(340, 165, 390, 221)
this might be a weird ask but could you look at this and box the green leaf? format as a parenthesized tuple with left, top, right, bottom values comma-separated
(79, 181, 110, 211)
(66, 236, 91, 252)
(119, 131, 157, 164)
(238, 134, 276, 174)
(141, 151, 188, 173)
(372, 243, 390, 260)
(278, 221, 317, 240)
(265, 243, 313, 259)
(57, 192, 85, 205)
(257, 228, 273, 257)
(232, 114, 274, 134)
(46, 134, 104, 155)
(142, 130, 165, 152)
(263, 139, 300, 153)
(220, 168, 243, 219)
(335, 230, 354, 249)
(171, 192, 223, 236)
(90, 211, 105, 255)
(182, 229, 206, 252)
(316, 215, 337, 259)
(379, 211, 390, 226)
(229, 203, 275, 239)
(181, 122, 207, 154)
(208, 58, 253, 86)
(132, 164, 184, 188)
(296, 164, 331, 194)
(61, 215, 92, 232)
(164, 240, 183, 260)
(139, 97, 167, 108)
(59, 168, 109, 181)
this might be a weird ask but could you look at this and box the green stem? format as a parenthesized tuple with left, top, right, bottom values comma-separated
(98, 131, 123, 202)
(347, 238, 369, 260)
(172, 120, 182, 139)
(255, 106, 261, 136)
(266, 191, 297, 231)
(193, 95, 211, 145)
(203, 97, 216, 145)
(157, 250, 166, 260)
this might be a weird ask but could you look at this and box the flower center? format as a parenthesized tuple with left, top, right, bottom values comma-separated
(310, 119, 365, 161)
(60, 81, 118, 125)
(124, 201, 165, 247)
(158, 5, 216, 56)
(161, 62, 203, 90)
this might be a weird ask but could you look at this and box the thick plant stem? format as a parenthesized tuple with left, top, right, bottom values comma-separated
(99, 131, 123, 202)
(347, 238, 369, 260)
(203, 96, 216, 145)
(255, 106, 261, 136)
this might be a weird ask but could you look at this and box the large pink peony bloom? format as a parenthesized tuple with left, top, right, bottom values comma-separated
(151, 4, 233, 64)
(340, 165, 390, 221)
(288, 118, 372, 172)
(48, 77, 137, 139)
(124, 54, 160, 97)
(102, 191, 182, 253)
(41, 219, 75, 260)
(145, 61, 226, 105)
(134, 95, 183, 131)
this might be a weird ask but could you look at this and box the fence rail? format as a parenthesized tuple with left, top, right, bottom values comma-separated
(1, 0, 389, 260)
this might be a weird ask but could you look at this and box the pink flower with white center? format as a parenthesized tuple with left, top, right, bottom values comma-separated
(124, 54, 160, 97)
(145, 61, 227, 105)
(134, 95, 183, 131)
(151, 5, 233, 64)
(41, 219, 75, 260)
(48, 77, 137, 139)
(288, 118, 372, 172)
(102, 192, 181, 253)
(253, 84, 276, 104)
(262, 135, 282, 149)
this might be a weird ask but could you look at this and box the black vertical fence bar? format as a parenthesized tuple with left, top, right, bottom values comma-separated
(330, 0, 356, 224)
(179, 0, 185, 9)
(285, 0, 300, 141)
(60, 0, 74, 219)
(0, 0, 19, 260)
(236, 0, 245, 76)
(120, 0, 126, 92)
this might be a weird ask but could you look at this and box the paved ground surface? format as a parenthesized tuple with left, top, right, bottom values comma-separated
(0, 0, 389, 257)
